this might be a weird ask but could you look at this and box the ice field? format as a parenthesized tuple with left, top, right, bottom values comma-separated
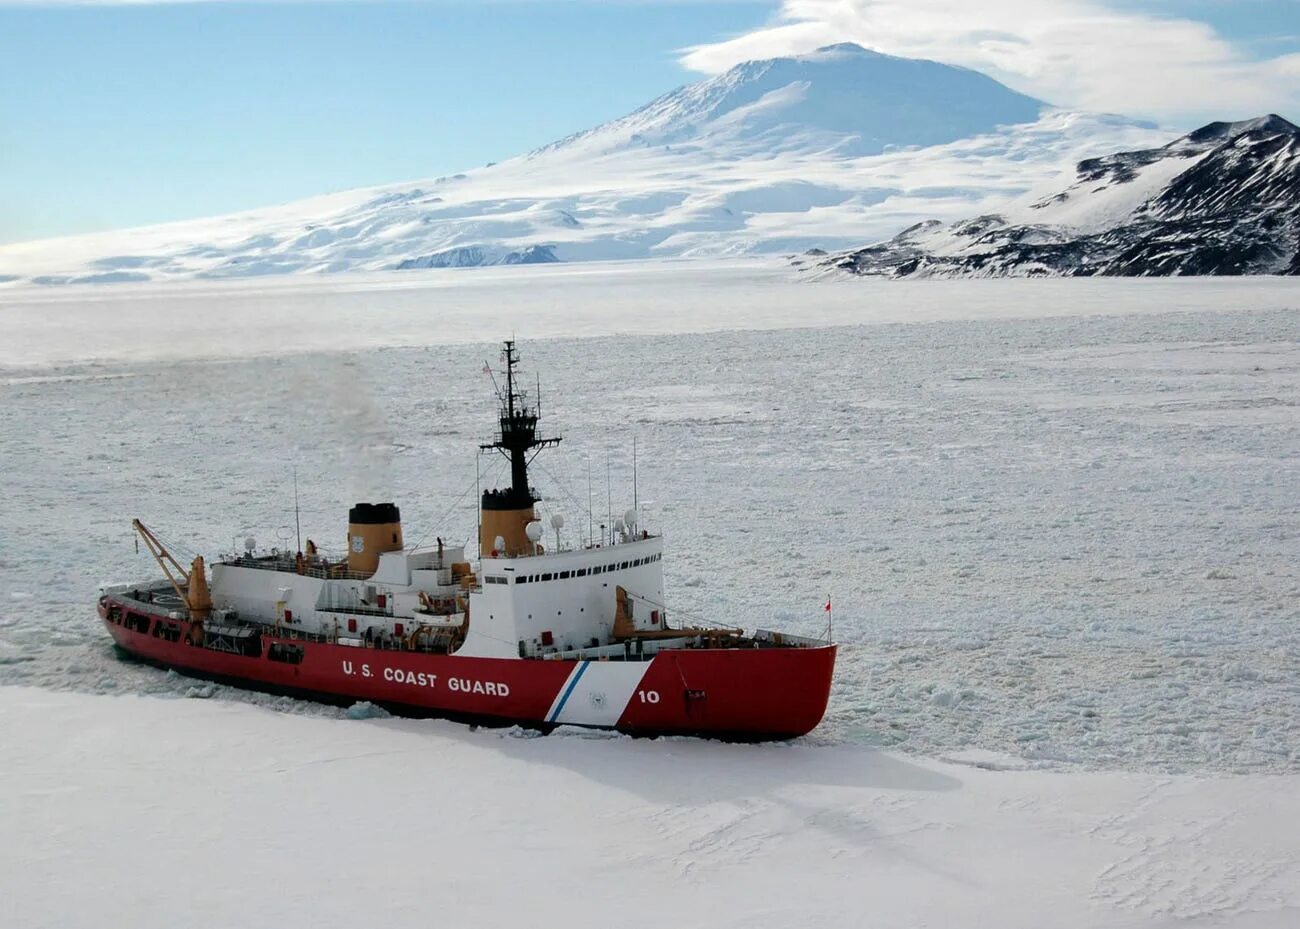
(2, 261, 1298, 771)
(2, 260, 1299, 926)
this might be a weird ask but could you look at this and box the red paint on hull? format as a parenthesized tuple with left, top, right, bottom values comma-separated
(615, 645, 837, 738)
(100, 598, 835, 739)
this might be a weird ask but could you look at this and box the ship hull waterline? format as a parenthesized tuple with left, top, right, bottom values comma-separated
(100, 599, 836, 740)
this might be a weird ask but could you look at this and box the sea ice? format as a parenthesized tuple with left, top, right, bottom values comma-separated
(0, 265, 1297, 775)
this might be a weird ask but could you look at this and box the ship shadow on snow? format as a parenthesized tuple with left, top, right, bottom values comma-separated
(365, 713, 963, 803)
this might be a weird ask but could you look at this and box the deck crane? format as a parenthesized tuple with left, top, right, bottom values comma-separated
(131, 519, 213, 623)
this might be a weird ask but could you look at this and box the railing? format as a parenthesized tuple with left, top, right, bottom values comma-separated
(220, 555, 386, 581)
(316, 603, 393, 618)
(541, 636, 692, 662)
(753, 629, 830, 648)
(492, 531, 661, 560)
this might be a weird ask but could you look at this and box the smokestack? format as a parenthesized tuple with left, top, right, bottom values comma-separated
(347, 502, 403, 575)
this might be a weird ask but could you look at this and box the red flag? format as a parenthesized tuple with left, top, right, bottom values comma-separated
(824, 600, 832, 612)
(482, 362, 492, 375)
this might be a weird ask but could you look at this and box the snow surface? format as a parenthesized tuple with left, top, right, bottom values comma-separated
(2, 263, 1298, 776)
(4, 686, 1299, 929)
(1016, 150, 1212, 236)
(0, 45, 1167, 285)
(897, 149, 1216, 260)
(5, 258, 1300, 369)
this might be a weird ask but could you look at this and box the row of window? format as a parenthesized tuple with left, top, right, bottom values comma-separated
(484, 552, 662, 586)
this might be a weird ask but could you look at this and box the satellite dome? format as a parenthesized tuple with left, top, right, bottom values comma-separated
(550, 513, 565, 530)
(493, 535, 506, 553)
(624, 508, 638, 528)
(525, 521, 543, 542)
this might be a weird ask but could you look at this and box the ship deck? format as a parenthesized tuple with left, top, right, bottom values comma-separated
(100, 582, 828, 664)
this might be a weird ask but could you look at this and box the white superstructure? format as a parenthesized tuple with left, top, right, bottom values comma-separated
(461, 533, 665, 658)
(207, 524, 668, 660)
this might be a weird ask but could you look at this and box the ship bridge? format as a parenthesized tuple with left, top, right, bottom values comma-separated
(460, 531, 666, 660)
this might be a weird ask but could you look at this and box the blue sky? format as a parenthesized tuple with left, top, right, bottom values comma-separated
(0, 2, 773, 242)
(2, 0, 1297, 244)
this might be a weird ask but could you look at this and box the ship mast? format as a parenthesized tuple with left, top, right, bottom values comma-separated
(478, 340, 560, 556)
(480, 339, 560, 508)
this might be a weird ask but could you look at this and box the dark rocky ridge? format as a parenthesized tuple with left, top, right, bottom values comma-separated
(817, 115, 1300, 278)
(396, 244, 559, 270)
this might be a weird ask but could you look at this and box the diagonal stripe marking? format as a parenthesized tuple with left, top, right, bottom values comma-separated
(547, 660, 590, 723)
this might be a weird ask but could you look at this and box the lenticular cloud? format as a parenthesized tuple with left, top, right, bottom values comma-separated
(679, 0, 1300, 121)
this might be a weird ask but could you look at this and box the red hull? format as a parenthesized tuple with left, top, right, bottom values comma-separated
(100, 597, 836, 739)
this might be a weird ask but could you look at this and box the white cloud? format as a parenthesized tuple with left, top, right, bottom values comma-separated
(680, 0, 1300, 123)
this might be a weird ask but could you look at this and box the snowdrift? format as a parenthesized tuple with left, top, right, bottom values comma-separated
(3, 686, 1298, 929)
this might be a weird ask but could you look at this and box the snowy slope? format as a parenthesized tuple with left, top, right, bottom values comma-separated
(0, 44, 1165, 286)
(5, 687, 1300, 929)
(817, 115, 1300, 278)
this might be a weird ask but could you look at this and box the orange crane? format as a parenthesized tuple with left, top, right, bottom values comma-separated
(131, 519, 213, 623)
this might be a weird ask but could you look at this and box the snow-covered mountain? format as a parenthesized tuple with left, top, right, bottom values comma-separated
(813, 115, 1300, 278)
(0, 44, 1166, 286)
(537, 42, 1044, 158)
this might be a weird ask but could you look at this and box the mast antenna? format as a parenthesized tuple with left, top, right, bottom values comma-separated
(633, 437, 638, 516)
(293, 465, 302, 555)
(606, 450, 612, 545)
(483, 360, 502, 401)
